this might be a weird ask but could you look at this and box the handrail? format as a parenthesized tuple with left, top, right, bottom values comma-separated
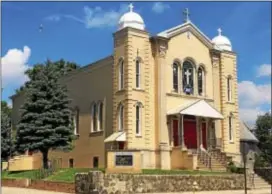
(198, 148, 212, 170)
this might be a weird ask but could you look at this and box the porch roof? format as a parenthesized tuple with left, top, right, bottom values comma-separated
(167, 99, 224, 119)
(104, 131, 126, 143)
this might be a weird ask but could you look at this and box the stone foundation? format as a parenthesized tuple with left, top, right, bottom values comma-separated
(75, 171, 245, 194)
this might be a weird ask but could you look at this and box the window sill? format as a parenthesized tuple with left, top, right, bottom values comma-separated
(116, 89, 126, 94)
(226, 101, 235, 105)
(89, 131, 103, 137)
(73, 134, 80, 139)
(166, 92, 214, 102)
(229, 141, 234, 144)
(133, 88, 145, 92)
(136, 134, 142, 138)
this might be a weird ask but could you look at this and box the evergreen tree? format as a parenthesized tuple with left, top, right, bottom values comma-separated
(255, 112, 272, 165)
(16, 61, 74, 169)
(1, 101, 12, 161)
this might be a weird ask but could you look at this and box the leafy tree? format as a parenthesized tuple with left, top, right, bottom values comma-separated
(255, 112, 272, 165)
(16, 60, 75, 169)
(1, 101, 12, 161)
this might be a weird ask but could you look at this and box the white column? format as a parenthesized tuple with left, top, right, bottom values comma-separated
(199, 117, 203, 149)
(206, 118, 209, 149)
(180, 115, 187, 150)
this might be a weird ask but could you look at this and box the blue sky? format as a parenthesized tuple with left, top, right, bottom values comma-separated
(1, 1, 271, 125)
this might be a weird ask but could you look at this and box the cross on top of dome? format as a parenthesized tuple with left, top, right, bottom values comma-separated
(218, 28, 222, 36)
(129, 3, 134, 12)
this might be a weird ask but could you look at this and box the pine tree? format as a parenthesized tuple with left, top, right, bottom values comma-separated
(1, 102, 12, 161)
(16, 61, 74, 169)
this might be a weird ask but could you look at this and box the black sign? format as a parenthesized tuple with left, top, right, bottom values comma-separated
(115, 155, 133, 166)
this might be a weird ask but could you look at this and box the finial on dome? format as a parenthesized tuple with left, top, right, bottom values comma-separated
(129, 3, 134, 12)
(218, 28, 222, 36)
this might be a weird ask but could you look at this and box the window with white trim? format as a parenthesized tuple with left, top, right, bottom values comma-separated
(119, 59, 124, 90)
(136, 105, 141, 136)
(198, 66, 204, 96)
(173, 63, 179, 92)
(227, 77, 232, 102)
(136, 60, 140, 88)
(91, 103, 97, 132)
(118, 105, 124, 131)
(98, 102, 103, 131)
(73, 108, 79, 135)
(228, 114, 233, 142)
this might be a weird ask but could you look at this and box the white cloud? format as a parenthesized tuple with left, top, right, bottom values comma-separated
(239, 107, 265, 128)
(152, 2, 170, 14)
(45, 4, 129, 29)
(1, 46, 31, 88)
(238, 81, 271, 107)
(238, 80, 271, 125)
(257, 64, 271, 77)
(45, 15, 61, 22)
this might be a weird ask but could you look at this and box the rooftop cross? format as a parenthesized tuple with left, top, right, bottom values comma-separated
(183, 8, 190, 23)
(129, 3, 134, 12)
(218, 28, 222, 36)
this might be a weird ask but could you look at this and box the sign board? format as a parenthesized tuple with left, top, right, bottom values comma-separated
(115, 152, 133, 166)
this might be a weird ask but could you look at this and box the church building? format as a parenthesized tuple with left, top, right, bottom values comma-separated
(10, 5, 242, 172)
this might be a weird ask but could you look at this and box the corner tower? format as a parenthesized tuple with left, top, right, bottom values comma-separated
(112, 4, 156, 168)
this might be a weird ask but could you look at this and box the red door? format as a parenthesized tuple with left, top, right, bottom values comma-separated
(184, 120, 197, 149)
(202, 122, 207, 149)
(172, 120, 179, 147)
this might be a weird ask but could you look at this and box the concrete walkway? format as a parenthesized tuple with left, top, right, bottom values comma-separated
(143, 189, 271, 194)
(2, 187, 71, 194)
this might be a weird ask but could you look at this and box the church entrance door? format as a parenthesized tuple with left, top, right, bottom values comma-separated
(184, 120, 197, 149)
(172, 119, 179, 147)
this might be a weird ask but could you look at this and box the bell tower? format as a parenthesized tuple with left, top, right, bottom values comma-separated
(112, 4, 156, 168)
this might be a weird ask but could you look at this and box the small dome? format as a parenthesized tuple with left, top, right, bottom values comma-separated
(118, 4, 145, 31)
(212, 28, 232, 51)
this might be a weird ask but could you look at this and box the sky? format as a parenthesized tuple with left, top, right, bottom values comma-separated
(1, 1, 271, 126)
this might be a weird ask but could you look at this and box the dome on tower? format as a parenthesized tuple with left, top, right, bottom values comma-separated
(118, 3, 145, 31)
(212, 28, 232, 51)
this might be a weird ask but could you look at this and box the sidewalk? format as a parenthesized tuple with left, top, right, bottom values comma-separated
(143, 189, 271, 194)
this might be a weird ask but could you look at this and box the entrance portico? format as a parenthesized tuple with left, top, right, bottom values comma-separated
(167, 100, 224, 151)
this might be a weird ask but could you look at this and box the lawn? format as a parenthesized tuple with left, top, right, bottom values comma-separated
(46, 168, 104, 183)
(1, 170, 40, 179)
(2, 168, 104, 182)
(142, 169, 230, 175)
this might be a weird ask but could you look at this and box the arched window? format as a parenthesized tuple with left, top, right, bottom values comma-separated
(73, 108, 79, 135)
(136, 105, 141, 136)
(118, 104, 124, 131)
(91, 103, 97, 132)
(119, 59, 124, 90)
(98, 102, 103, 130)
(182, 61, 194, 95)
(136, 60, 140, 88)
(227, 77, 232, 101)
(173, 63, 179, 92)
(228, 113, 233, 142)
(198, 67, 204, 96)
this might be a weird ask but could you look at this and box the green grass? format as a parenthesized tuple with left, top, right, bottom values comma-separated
(142, 169, 230, 175)
(1, 170, 40, 179)
(45, 168, 104, 183)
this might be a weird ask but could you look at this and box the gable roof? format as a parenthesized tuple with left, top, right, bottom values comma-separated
(167, 99, 223, 120)
(157, 21, 221, 50)
(240, 120, 259, 143)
